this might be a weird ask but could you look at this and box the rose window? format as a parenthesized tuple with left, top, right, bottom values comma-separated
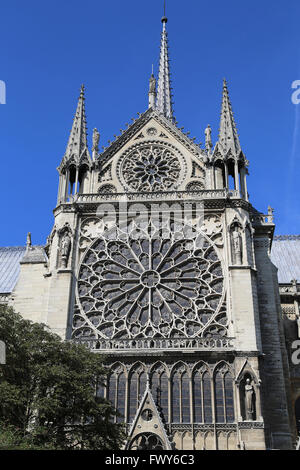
(120, 144, 183, 192)
(73, 222, 227, 341)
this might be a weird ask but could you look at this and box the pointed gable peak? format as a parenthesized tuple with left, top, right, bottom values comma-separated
(217, 78, 241, 158)
(125, 382, 173, 450)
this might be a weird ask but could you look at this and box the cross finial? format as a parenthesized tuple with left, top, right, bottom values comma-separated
(162, 0, 167, 23)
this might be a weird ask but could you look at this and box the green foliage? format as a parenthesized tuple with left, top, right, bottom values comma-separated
(0, 305, 125, 450)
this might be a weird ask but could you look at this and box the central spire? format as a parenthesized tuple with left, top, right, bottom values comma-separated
(156, 12, 174, 120)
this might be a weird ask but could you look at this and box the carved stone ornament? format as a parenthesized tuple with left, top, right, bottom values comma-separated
(118, 142, 186, 192)
(72, 220, 227, 342)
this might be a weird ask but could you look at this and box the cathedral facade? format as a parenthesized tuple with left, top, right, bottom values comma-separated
(1, 15, 300, 450)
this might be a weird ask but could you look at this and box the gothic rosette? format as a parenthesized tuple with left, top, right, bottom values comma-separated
(72, 219, 228, 343)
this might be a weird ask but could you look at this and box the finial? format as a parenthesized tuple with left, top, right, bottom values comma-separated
(162, 0, 167, 23)
(80, 84, 85, 97)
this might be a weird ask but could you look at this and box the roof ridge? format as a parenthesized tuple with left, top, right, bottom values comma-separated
(273, 235, 300, 241)
(0, 245, 44, 250)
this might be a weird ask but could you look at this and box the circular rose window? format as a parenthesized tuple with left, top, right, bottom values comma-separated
(73, 222, 227, 341)
(118, 143, 185, 192)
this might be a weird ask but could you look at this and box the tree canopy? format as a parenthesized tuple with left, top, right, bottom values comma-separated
(0, 305, 125, 450)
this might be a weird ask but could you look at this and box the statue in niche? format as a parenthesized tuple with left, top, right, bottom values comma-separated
(60, 232, 71, 268)
(232, 225, 242, 265)
(244, 378, 255, 420)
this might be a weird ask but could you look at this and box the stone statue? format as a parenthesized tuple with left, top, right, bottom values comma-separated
(149, 73, 156, 94)
(26, 232, 32, 248)
(92, 128, 100, 153)
(232, 226, 242, 265)
(245, 378, 255, 420)
(267, 205, 274, 223)
(205, 124, 212, 151)
(60, 232, 71, 268)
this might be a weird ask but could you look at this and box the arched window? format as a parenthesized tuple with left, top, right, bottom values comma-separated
(193, 366, 212, 424)
(214, 161, 226, 189)
(193, 369, 202, 423)
(68, 165, 76, 195)
(171, 365, 191, 423)
(78, 165, 88, 194)
(129, 366, 147, 422)
(203, 372, 213, 423)
(214, 364, 235, 423)
(116, 372, 126, 423)
(107, 366, 126, 423)
(151, 365, 169, 423)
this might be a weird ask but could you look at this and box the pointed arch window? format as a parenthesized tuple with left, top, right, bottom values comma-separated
(214, 365, 234, 423)
(107, 366, 126, 424)
(192, 367, 212, 424)
(129, 367, 147, 422)
(171, 366, 191, 423)
(151, 366, 169, 423)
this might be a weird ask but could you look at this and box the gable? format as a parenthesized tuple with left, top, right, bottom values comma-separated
(96, 110, 207, 194)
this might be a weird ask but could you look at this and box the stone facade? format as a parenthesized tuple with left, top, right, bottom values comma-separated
(1, 15, 299, 451)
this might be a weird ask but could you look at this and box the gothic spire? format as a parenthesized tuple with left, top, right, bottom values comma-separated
(156, 14, 174, 120)
(217, 79, 241, 157)
(64, 84, 88, 164)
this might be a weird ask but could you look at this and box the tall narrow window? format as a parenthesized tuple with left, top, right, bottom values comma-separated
(193, 370, 203, 423)
(214, 365, 235, 424)
(171, 366, 191, 423)
(172, 371, 181, 423)
(215, 371, 225, 423)
(203, 372, 212, 423)
(151, 366, 169, 423)
(129, 367, 146, 422)
(116, 373, 126, 423)
(181, 372, 190, 423)
(224, 373, 234, 423)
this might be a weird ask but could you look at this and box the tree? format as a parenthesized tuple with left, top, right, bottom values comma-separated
(0, 305, 125, 450)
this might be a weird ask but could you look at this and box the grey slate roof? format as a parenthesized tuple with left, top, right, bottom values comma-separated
(271, 235, 300, 284)
(0, 246, 26, 293)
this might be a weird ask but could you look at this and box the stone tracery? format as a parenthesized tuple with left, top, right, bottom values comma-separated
(73, 220, 227, 341)
(119, 143, 184, 192)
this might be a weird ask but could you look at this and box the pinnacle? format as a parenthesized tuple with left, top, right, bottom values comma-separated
(216, 79, 241, 157)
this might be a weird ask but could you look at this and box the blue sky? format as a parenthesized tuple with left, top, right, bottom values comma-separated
(0, 0, 300, 246)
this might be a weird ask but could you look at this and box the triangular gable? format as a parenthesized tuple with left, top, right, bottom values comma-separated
(98, 108, 206, 168)
(125, 382, 173, 450)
